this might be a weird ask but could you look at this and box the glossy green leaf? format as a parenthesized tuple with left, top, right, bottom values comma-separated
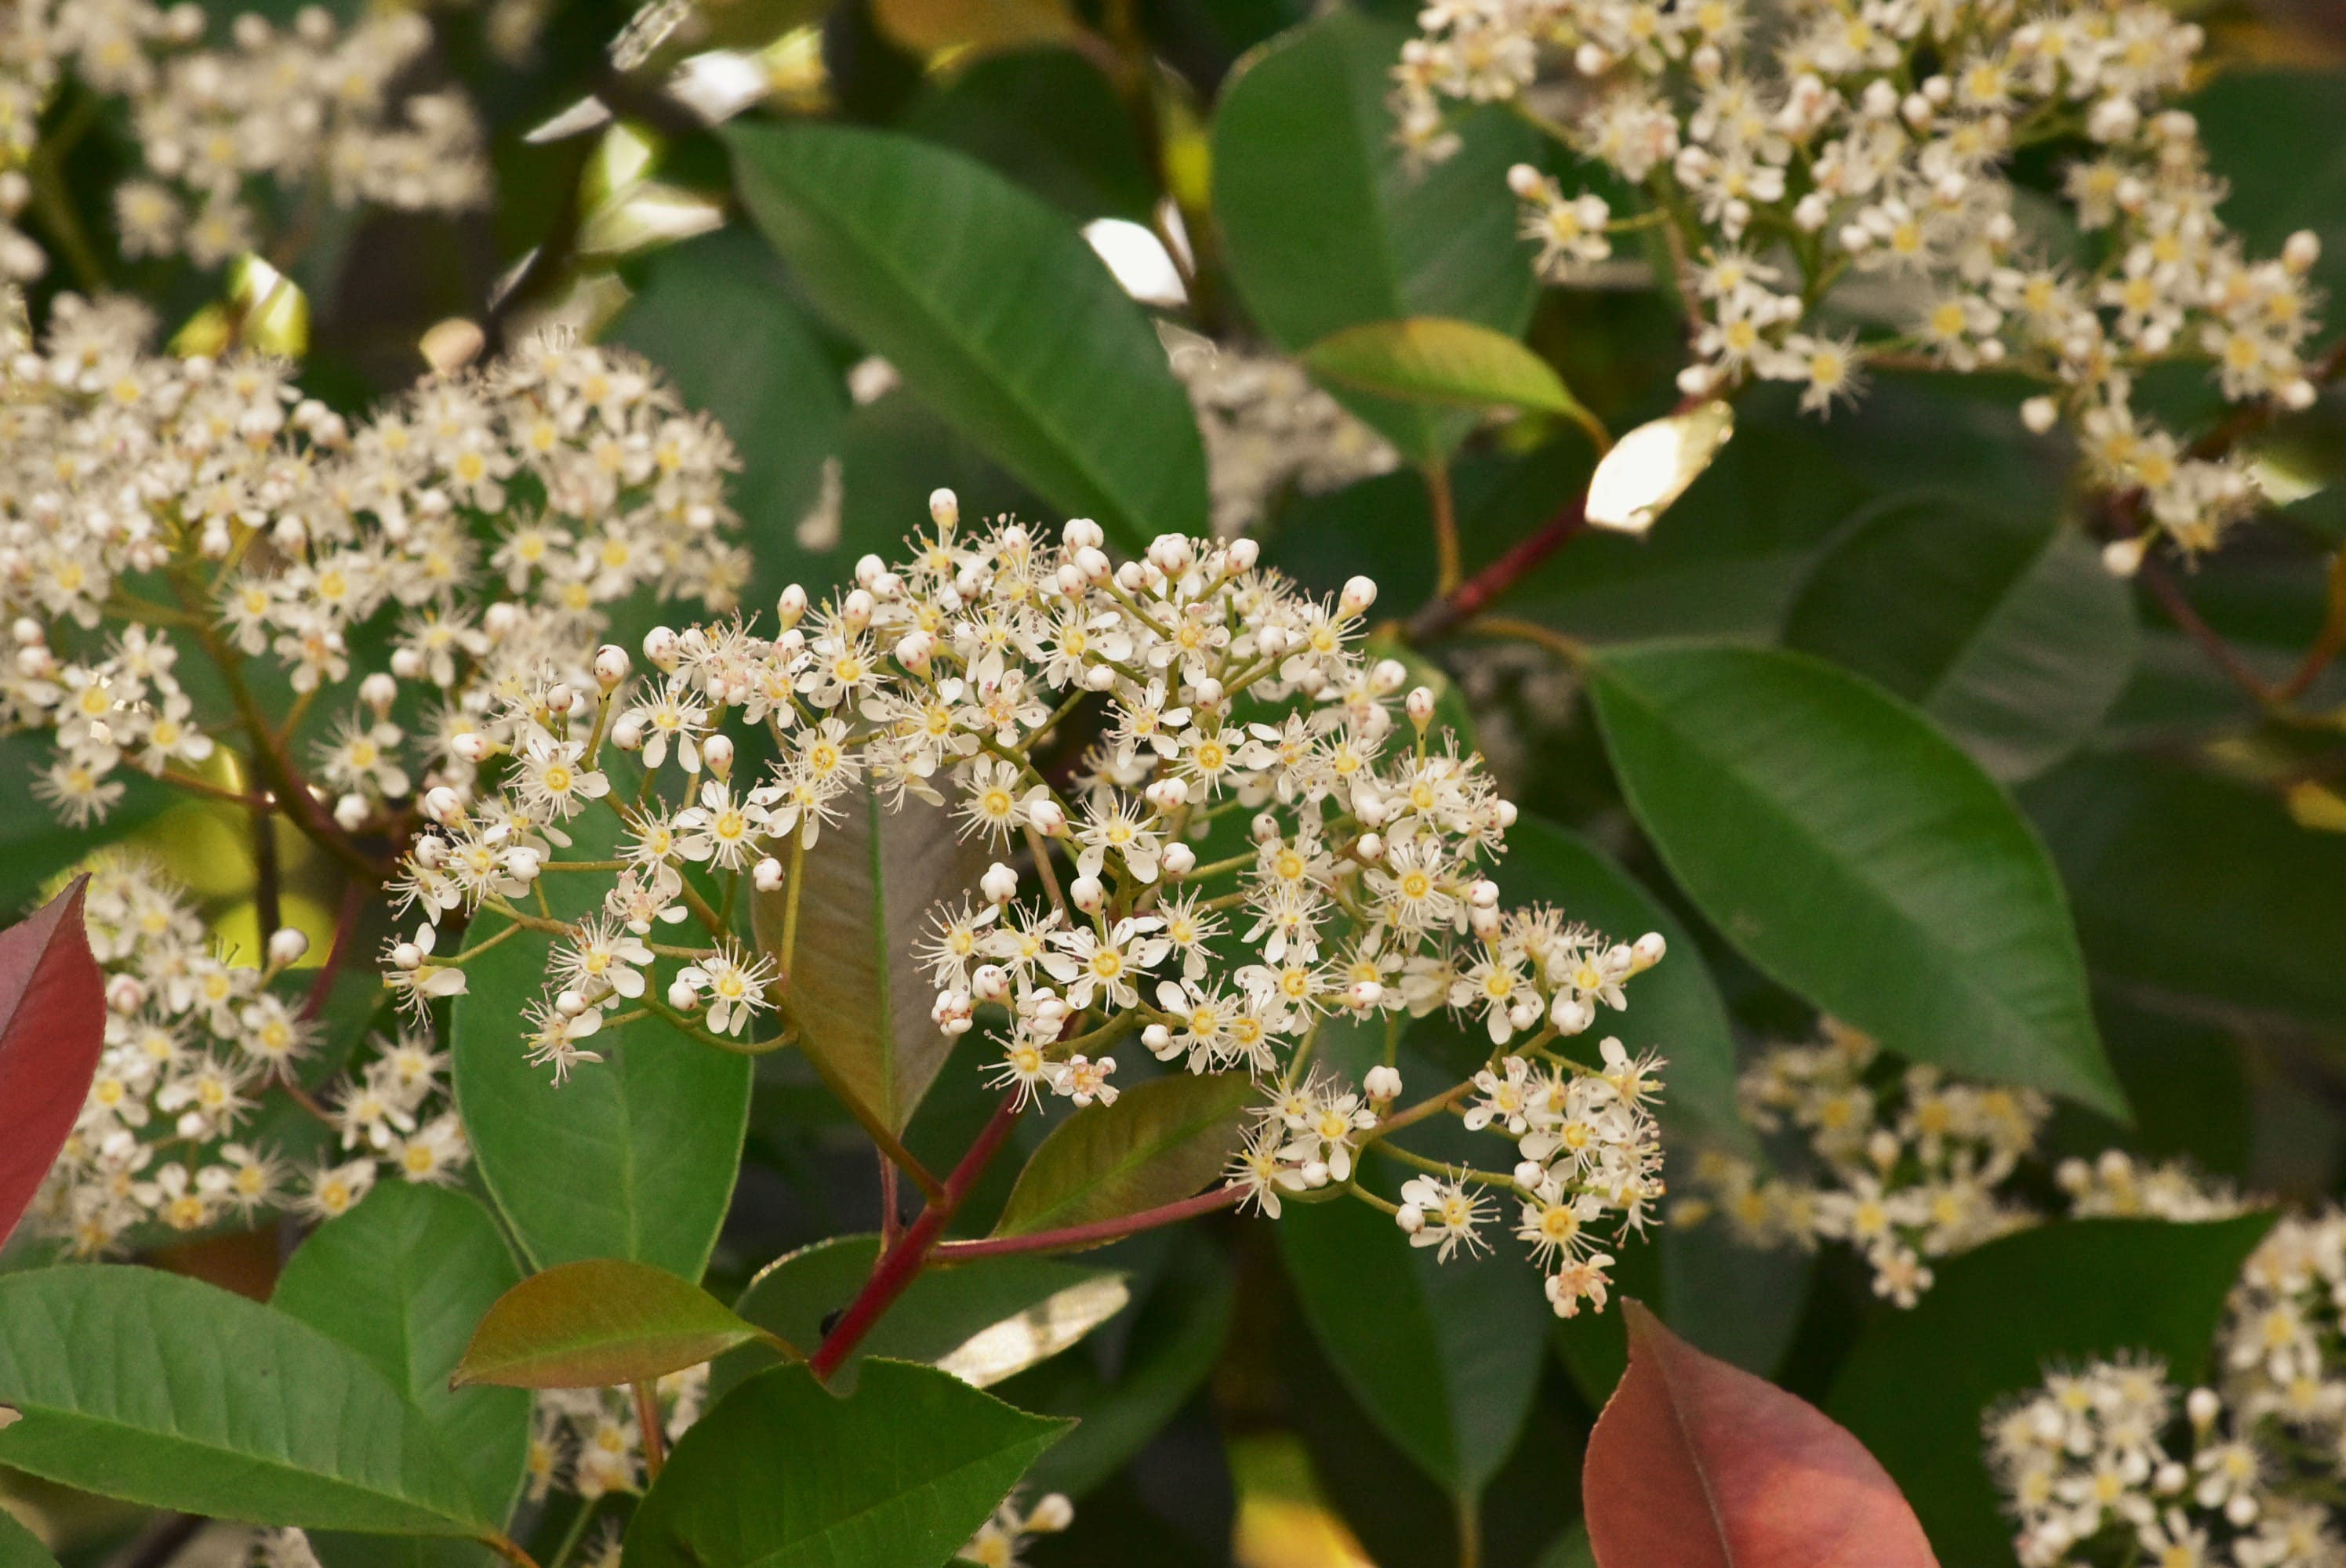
(0, 1506, 57, 1568)
(901, 49, 1157, 223)
(726, 119, 1207, 548)
(1498, 818, 1745, 1152)
(993, 1071, 1253, 1239)
(456, 1259, 769, 1390)
(1276, 1192, 1547, 1496)
(1585, 641, 2121, 1116)
(1211, 10, 1537, 461)
(451, 808, 750, 1281)
(623, 1359, 1070, 1568)
(1534, 1523, 1596, 1568)
(718, 1234, 1124, 1399)
(1785, 499, 2137, 782)
(1302, 318, 1592, 423)
(2023, 754, 2346, 1033)
(608, 229, 847, 612)
(1829, 1215, 2273, 1566)
(0, 1266, 488, 1533)
(1003, 1233, 1237, 1497)
(752, 781, 995, 1136)
(272, 1183, 530, 1530)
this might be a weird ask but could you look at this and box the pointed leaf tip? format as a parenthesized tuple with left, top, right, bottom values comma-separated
(0, 876, 107, 1249)
(455, 1258, 768, 1390)
(1585, 1298, 1937, 1568)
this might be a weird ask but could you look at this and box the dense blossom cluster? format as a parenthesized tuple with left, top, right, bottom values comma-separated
(1393, 0, 2330, 557)
(1987, 1213, 2346, 1568)
(1, 0, 488, 277)
(383, 492, 1669, 1318)
(1164, 331, 1400, 537)
(0, 289, 743, 838)
(525, 1366, 709, 1501)
(1687, 1022, 2242, 1305)
(26, 854, 466, 1256)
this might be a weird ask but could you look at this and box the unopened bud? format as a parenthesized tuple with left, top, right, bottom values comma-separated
(107, 974, 147, 1014)
(333, 793, 369, 831)
(642, 626, 679, 669)
(1026, 1494, 1073, 1534)
(1507, 162, 1545, 198)
(1226, 538, 1259, 572)
(1346, 980, 1385, 1012)
(754, 856, 784, 891)
(667, 978, 699, 1011)
(1029, 799, 1066, 836)
(358, 672, 398, 713)
(1632, 931, 1667, 969)
(895, 630, 935, 674)
(929, 488, 960, 528)
(612, 714, 645, 751)
(1070, 875, 1106, 913)
(594, 644, 629, 688)
(423, 786, 463, 824)
(1395, 1202, 1425, 1234)
(555, 989, 587, 1017)
(451, 731, 491, 764)
(971, 964, 1011, 1003)
(1405, 686, 1436, 727)
(981, 862, 1020, 904)
(2020, 395, 2059, 434)
(2284, 230, 2322, 274)
(1160, 842, 1197, 880)
(1339, 575, 1378, 616)
(1551, 993, 1596, 1034)
(1364, 1065, 1403, 1102)
(703, 735, 734, 779)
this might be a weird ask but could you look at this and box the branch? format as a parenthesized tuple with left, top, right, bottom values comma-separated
(807, 1091, 1026, 1381)
(1406, 491, 1589, 645)
(930, 1184, 1240, 1262)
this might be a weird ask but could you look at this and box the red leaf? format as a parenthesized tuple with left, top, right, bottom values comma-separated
(0, 878, 107, 1248)
(1583, 1299, 1938, 1568)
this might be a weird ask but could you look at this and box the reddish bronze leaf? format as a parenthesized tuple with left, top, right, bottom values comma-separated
(1584, 1299, 1938, 1568)
(0, 878, 107, 1247)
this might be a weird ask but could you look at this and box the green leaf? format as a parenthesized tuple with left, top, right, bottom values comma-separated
(1001, 1233, 1236, 1497)
(718, 1235, 1125, 1399)
(0, 1506, 57, 1568)
(1497, 818, 1745, 1152)
(608, 229, 847, 612)
(1211, 10, 1537, 461)
(623, 1359, 1070, 1568)
(1534, 1523, 1596, 1568)
(1585, 641, 2122, 1116)
(451, 807, 750, 1281)
(901, 49, 1157, 223)
(752, 780, 995, 1137)
(726, 119, 1208, 549)
(456, 1259, 771, 1390)
(1302, 318, 1594, 425)
(992, 1071, 1254, 1239)
(0, 1266, 489, 1534)
(1276, 1192, 1547, 1497)
(272, 1183, 531, 1528)
(1785, 499, 2137, 782)
(1828, 1215, 2274, 1567)
(2023, 753, 2346, 1033)
(0, 735, 169, 918)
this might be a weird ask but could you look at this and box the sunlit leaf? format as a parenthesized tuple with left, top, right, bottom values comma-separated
(1584, 404, 1734, 535)
(1584, 1302, 1935, 1568)
(993, 1072, 1253, 1240)
(456, 1259, 772, 1390)
(1301, 318, 1598, 434)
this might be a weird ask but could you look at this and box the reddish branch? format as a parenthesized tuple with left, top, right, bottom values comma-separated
(930, 1184, 1240, 1263)
(808, 1091, 1026, 1381)
(1404, 493, 1589, 645)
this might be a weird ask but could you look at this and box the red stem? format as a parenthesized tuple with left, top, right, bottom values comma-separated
(1405, 493, 1588, 645)
(301, 878, 369, 1022)
(930, 1184, 1240, 1263)
(808, 1091, 1026, 1381)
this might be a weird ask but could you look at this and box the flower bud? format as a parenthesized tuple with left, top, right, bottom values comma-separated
(266, 927, 310, 967)
(1026, 1495, 1073, 1534)
(1070, 875, 1106, 913)
(358, 672, 398, 713)
(1395, 1203, 1425, 1235)
(1301, 1159, 1330, 1188)
(390, 647, 424, 680)
(1030, 799, 1066, 836)
(333, 793, 369, 831)
(1145, 777, 1187, 814)
(1364, 1065, 1403, 1102)
(642, 626, 679, 670)
(1632, 931, 1667, 969)
(1063, 517, 1104, 550)
(1551, 993, 1596, 1034)
(451, 731, 491, 764)
(841, 588, 875, 632)
(1507, 162, 1545, 199)
(775, 583, 808, 630)
(1146, 534, 1193, 575)
(1515, 1160, 1547, 1190)
(703, 735, 735, 779)
(754, 856, 784, 892)
(107, 974, 147, 1014)
(2101, 535, 2145, 579)
(930, 488, 960, 528)
(895, 630, 934, 674)
(594, 644, 630, 688)
(1468, 878, 1500, 909)
(981, 862, 1020, 904)
(555, 989, 587, 1017)
(971, 964, 1011, 1004)
(1338, 575, 1378, 616)
(2187, 1388, 2221, 1428)
(1346, 979, 1384, 1012)
(1353, 832, 1384, 864)
(1160, 842, 1197, 879)
(667, 977, 699, 1011)
(1404, 686, 1436, 727)
(2020, 396, 2059, 434)
(612, 714, 645, 751)
(504, 846, 543, 883)
(2284, 229, 2322, 274)
(1142, 1023, 1173, 1056)
(1115, 561, 1149, 593)
(1469, 903, 1503, 938)
(1084, 662, 1117, 691)
(423, 786, 463, 825)
(390, 942, 423, 971)
(1074, 546, 1111, 585)
(2153, 1462, 2188, 1496)
(1226, 538, 1259, 572)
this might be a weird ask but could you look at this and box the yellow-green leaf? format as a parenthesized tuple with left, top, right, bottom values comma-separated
(455, 1260, 771, 1390)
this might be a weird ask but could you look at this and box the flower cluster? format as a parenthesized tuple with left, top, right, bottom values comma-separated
(1986, 1352, 2344, 1568)
(24, 853, 467, 1257)
(381, 490, 1669, 1318)
(2223, 1212, 2346, 1454)
(1687, 1021, 2047, 1305)
(1165, 330, 1400, 538)
(0, 287, 743, 843)
(1, 0, 488, 278)
(1393, 0, 2330, 557)
(525, 1366, 710, 1502)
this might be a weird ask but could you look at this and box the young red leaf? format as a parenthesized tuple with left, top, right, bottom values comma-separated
(1584, 1299, 1937, 1568)
(0, 879, 105, 1248)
